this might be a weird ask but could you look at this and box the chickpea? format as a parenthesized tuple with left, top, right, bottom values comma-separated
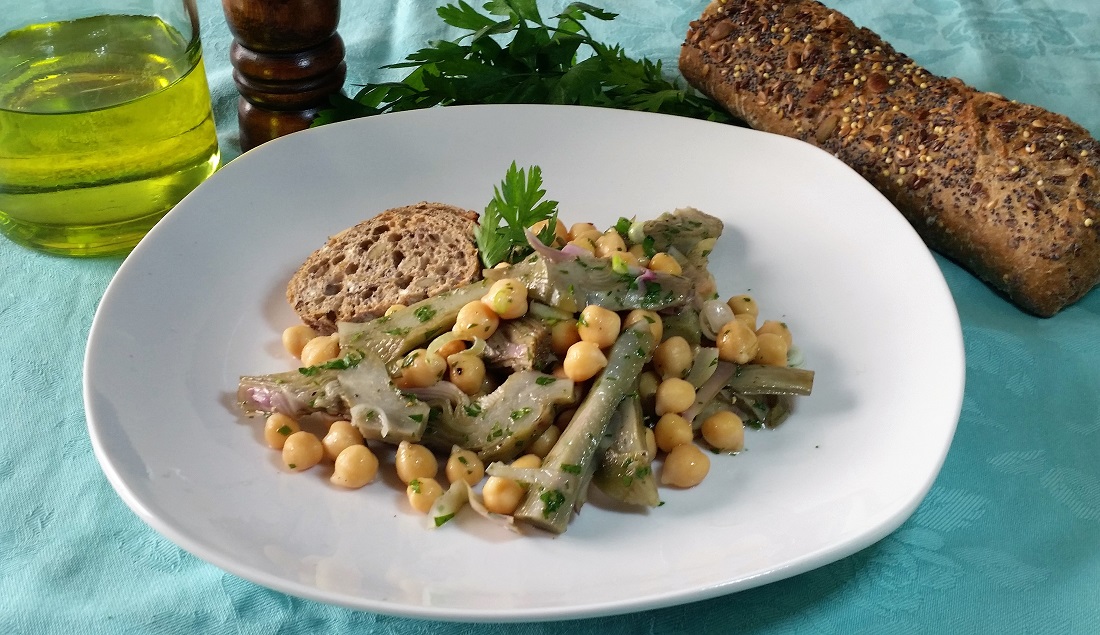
(696, 274, 718, 302)
(530, 218, 568, 247)
(568, 222, 598, 240)
(734, 312, 757, 331)
(282, 431, 324, 472)
(753, 332, 789, 367)
(321, 420, 364, 461)
(384, 304, 407, 317)
(655, 378, 696, 416)
(263, 413, 300, 450)
(445, 447, 485, 486)
(482, 278, 529, 320)
(406, 477, 444, 513)
(716, 319, 760, 364)
(623, 309, 663, 343)
(511, 454, 542, 469)
(567, 234, 597, 254)
(652, 335, 692, 380)
(648, 252, 682, 275)
(433, 336, 467, 359)
(330, 444, 379, 488)
(563, 341, 608, 382)
(661, 443, 710, 487)
(701, 410, 745, 452)
(756, 320, 793, 348)
(595, 231, 627, 258)
(482, 476, 525, 515)
(528, 424, 561, 458)
(299, 334, 340, 367)
(282, 324, 319, 359)
(654, 413, 694, 453)
(628, 243, 648, 263)
(550, 319, 582, 357)
(453, 300, 500, 339)
(395, 440, 438, 484)
(577, 305, 621, 349)
(447, 352, 486, 395)
(727, 294, 760, 319)
(614, 251, 640, 268)
(395, 349, 447, 388)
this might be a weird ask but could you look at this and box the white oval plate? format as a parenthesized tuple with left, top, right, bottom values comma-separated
(85, 104, 964, 622)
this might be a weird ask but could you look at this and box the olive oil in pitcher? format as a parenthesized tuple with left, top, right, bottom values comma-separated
(0, 14, 221, 256)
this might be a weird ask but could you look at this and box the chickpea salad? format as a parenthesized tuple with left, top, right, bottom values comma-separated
(237, 163, 815, 535)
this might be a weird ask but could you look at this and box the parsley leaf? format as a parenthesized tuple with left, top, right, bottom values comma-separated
(313, 1, 737, 127)
(476, 161, 559, 268)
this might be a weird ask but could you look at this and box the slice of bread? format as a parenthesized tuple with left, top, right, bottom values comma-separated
(287, 201, 482, 334)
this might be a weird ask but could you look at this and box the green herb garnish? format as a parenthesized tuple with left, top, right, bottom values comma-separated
(540, 489, 566, 517)
(476, 162, 559, 268)
(314, 2, 735, 126)
(613, 216, 632, 238)
(414, 306, 437, 323)
(298, 351, 364, 376)
(535, 376, 557, 386)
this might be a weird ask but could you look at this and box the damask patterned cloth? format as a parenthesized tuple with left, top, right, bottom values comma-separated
(2, 0, 1098, 632)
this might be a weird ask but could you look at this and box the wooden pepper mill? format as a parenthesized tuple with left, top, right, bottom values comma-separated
(221, 0, 346, 151)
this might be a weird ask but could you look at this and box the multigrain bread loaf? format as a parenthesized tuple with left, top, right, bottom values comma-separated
(287, 202, 481, 333)
(679, 0, 1100, 316)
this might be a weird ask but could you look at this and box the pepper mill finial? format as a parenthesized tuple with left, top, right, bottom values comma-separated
(221, 0, 346, 151)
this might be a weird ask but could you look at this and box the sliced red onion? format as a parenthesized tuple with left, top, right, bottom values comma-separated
(682, 360, 735, 423)
(525, 228, 574, 263)
(559, 244, 589, 259)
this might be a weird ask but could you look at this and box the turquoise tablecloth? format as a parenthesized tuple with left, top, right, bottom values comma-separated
(3, 0, 1099, 632)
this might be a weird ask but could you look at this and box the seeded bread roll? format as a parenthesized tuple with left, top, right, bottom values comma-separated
(287, 201, 481, 334)
(680, 0, 1100, 316)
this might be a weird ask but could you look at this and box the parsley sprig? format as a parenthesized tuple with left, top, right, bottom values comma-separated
(476, 161, 559, 267)
(314, 0, 735, 125)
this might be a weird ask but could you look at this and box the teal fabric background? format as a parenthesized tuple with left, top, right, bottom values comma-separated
(2, 0, 1099, 633)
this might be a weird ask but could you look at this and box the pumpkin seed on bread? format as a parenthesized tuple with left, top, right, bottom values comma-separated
(287, 201, 482, 334)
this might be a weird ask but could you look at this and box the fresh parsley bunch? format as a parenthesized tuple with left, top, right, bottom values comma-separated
(315, 0, 736, 124)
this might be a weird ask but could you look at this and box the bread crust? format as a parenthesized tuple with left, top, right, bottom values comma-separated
(680, 0, 1100, 316)
(287, 201, 481, 333)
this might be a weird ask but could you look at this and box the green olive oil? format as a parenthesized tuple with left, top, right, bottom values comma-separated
(0, 14, 221, 256)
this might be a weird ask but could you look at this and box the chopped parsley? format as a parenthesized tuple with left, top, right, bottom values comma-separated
(276, 425, 292, 436)
(510, 407, 532, 421)
(409, 479, 422, 494)
(298, 351, 364, 376)
(464, 403, 483, 417)
(535, 376, 557, 386)
(414, 306, 437, 322)
(540, 489, 566, 517)
(560, 463, 582, 474)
